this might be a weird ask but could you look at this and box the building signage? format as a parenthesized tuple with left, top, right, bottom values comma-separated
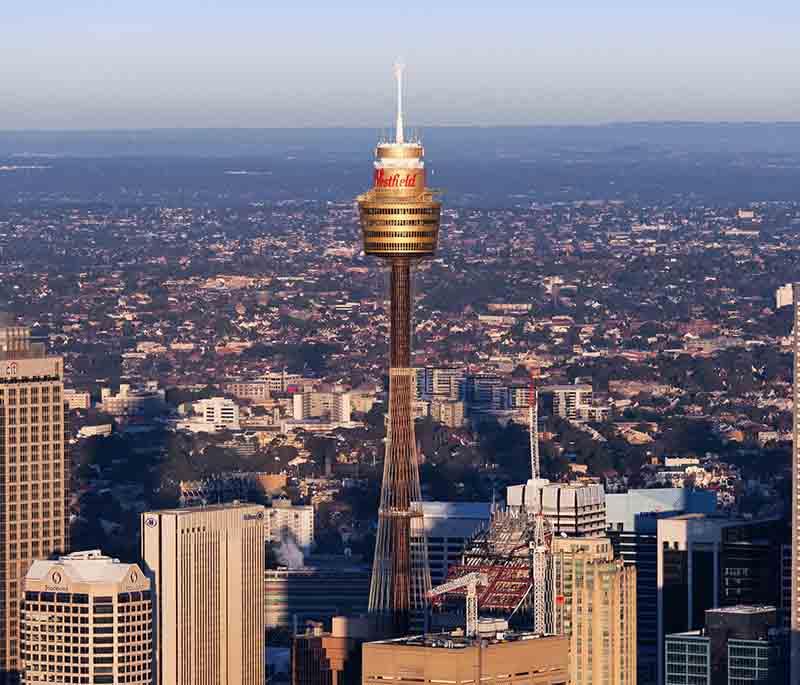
(374, 169, 420, 189)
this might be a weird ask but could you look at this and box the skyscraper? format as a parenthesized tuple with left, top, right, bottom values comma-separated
(606, 487, 717, 684)
(552, 537, 637, 685)
(356, 64, 441, 635)
(0, 314, 68, 681)
(141, 503, 265, 685)
(656, 514, 783, 684)
(793, 283, 800, 685)
(20, 550, 153, 685)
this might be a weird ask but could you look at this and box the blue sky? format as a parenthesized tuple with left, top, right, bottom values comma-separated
(2, 1, 799, 128)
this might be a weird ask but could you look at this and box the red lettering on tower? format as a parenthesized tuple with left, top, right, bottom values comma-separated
(374, 169, 420, 189)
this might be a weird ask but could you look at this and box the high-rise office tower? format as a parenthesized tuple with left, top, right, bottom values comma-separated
(0, 314, 68, 681)
(793, 284, 800, 685)
(20, 550, 153, 685)
(552, 537, 637, 685)
(606, 488, 717, 684)
(141, 503, 265, 685)
(656, 514, 783, 685)
(356, 64, 441, 635)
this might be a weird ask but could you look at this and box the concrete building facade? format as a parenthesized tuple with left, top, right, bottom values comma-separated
(656, 515, 783, 685)
(606, 488, 717, 685)
(191, 397, 241, 431)
(507, 479, 607, 536)
(540, 383, 593, 420)
(266, 499, 315, 553)
(665, 606, 788, 685)
(98, 382, 166, 417)
(414, 502, 492, 586)
(0, 315, 68, 680)
(20, 550, 152, 685)
(552, 537, 637, 685)
(362, 631, 569, 685)
(223, 380, 271, 403)
(429, 400, 465, 429)
(265, 565, 370, 631)
(141, 503, 265, 685)
(292, 390, 351, 424)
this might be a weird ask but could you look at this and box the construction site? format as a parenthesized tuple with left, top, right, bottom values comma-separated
(428, 369, 559, 637)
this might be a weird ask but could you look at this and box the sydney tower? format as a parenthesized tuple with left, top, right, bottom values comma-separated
(357, 64, 440, 636)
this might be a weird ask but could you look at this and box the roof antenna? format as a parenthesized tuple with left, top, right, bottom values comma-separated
(394, 60, 405, 144)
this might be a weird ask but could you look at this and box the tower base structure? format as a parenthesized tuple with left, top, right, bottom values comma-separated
(368, 367, 431, 637)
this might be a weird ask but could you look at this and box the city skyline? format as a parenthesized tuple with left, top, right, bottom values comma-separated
(3, 2, 800, 129)
(1, 6, 799, 682)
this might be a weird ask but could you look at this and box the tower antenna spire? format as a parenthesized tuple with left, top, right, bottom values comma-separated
(394, 61, 405, 144)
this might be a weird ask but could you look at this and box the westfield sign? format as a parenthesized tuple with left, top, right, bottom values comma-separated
(374, 169, 420, 189)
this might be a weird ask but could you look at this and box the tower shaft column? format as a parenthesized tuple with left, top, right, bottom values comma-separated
(390, 258, 411, 369)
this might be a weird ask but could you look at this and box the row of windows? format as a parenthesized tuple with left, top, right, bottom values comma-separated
(365, 219, 438, 228)
(24, 591, 151, 604)
(6, 429, 63, 445)
(362, 207, 438, 216)
(1, 387, 61, 404)
(5, 407, 61, 423)
(365, 243, 434, 252)
(365, 231, 436, 239)
(23, 653, 141, 664)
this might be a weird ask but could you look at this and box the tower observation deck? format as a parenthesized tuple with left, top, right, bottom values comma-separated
(357, 64, 441, 636)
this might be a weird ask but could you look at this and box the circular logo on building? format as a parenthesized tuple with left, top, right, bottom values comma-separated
(129, 570, 138, 584)
(51, 571, 62, 584)
(257, 511, 264, 520)
(145, 516, 158, 528)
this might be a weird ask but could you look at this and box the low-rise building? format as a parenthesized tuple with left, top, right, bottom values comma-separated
(63, 388, 91, 410)
(265, 564, 370, 630)
(292, 616, 369, 685)
(362, 629, 569, 685)
(179, 396, 241, 432)
(430, 399, 465, 428)
(267, 499, 315, 553)
(98, 381, 166, 417)
(224, 380, 272, 403)
(665, 606, 788, 685)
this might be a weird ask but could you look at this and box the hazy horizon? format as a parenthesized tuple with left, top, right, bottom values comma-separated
(4, 2, 800, 129)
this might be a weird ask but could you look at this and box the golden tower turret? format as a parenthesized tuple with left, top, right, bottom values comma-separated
(358, 63, 442, 258)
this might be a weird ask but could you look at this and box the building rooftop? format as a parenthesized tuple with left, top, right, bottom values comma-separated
(148, 502, 263, 516)
(420, 501, 493, 518)
(707, 605, 776, 615)
(27, 550, 139, 585)
(370, 629, 559, 650)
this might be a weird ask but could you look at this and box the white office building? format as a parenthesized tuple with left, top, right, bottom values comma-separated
(507, 479, 607, 537)
(266, 499, 314, 554)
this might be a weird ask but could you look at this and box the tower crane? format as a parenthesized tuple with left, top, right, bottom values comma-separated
(528, 364, 541, 483)
(527, 362, 555, 635)
(428, 572, 488, 638)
